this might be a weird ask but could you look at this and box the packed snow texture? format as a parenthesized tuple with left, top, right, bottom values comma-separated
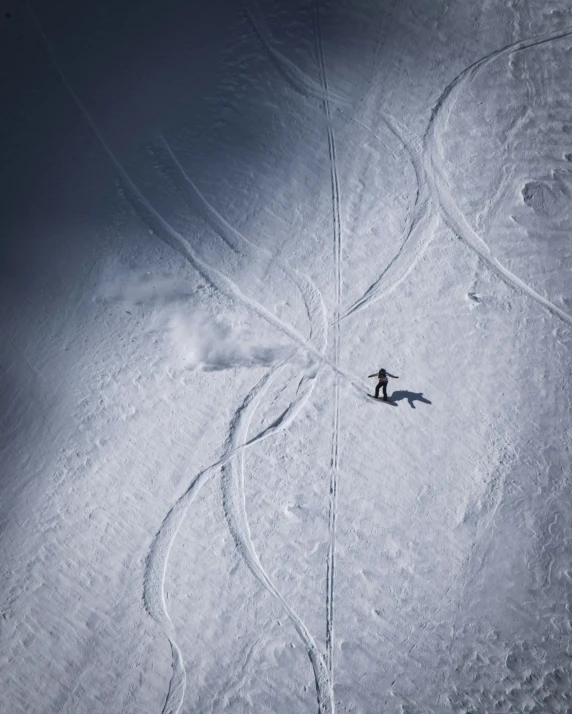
(1, 0, 572, 712)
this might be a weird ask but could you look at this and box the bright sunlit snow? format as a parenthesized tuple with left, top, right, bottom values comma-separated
(1, 0, 572, 712)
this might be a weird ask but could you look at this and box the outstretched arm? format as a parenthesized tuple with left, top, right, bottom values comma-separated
(387, 373, 399, 378)
(368, 374, 376, 378)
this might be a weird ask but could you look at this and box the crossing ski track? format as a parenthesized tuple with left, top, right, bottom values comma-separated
(339, 115, 434, 321)
(241, 0, 351, 109)
(313, 0, 342, 695)
(143, 351, 319, 714)
(234, 5, 437, 325)
(220, 361, 335, 714)
(153, 138, 334, 711)
(27, 2, 367, 396)
(153, 136, 327, 347)
(342, 27, 572, 328)
(423, 24, 572, 328)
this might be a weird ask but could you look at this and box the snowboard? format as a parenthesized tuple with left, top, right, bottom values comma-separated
(368, 394, 397, 406)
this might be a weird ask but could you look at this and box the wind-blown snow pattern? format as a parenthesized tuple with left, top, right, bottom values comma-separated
(3, 1, 572, 713)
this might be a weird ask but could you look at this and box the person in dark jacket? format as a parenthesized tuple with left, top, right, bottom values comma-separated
(368, 368, 399, 400)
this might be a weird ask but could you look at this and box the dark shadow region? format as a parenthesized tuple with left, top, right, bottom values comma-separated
(390, 390, 432, 409)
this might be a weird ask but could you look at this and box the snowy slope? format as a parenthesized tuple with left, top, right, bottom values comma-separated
(1, 0, 572, 712)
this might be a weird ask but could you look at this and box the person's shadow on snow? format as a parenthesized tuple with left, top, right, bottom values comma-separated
(390, 390, 432, 409)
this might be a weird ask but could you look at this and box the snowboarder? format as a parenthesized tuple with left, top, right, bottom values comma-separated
(368, 368, 398, 401)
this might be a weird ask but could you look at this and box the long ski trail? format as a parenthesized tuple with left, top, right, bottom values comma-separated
(314, 0, 341, 694)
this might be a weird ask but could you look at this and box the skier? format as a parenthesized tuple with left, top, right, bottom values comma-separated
(368, 368, 398, 401)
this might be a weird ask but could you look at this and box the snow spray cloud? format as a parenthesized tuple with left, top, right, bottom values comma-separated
(160, 309, 295, 371)
(98, 263, 294, 371)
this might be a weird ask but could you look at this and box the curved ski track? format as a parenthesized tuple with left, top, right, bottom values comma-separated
(143, 233, 327, 711)
(143, 351, 319, 714)
(154, 136, 328, 346)
(234, 3, 437, 325)
(424, 25, 572, 328)
(220, 360, 335, 714)
(153, 139, 334, 711)
(28, 7, 336, 711)
(340, 28, 572, 327)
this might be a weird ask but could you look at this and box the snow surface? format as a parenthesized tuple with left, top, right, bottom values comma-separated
(1, 0, 572, 712)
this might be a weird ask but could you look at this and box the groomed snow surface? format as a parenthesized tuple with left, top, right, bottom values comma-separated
(1, 0, 572, 712)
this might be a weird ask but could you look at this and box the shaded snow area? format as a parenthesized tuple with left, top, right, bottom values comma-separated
(2, 0, 572, 712)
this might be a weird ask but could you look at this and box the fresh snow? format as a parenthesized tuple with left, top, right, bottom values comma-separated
(1, 0, 572, 712)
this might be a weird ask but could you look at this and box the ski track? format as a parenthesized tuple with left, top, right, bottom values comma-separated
(339, 115, 434, 321)
(313, 0, 341, 694)
(220, 360, 334, 714)
(241, 0, 351, 109)
(28, 2, 370, 395)
(424, 24, 572, 328)
(153, 136, 328, 350)
(139, 141, 330, 711)
(235, 4, 435, 324)
(143, 352, 314, 714)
